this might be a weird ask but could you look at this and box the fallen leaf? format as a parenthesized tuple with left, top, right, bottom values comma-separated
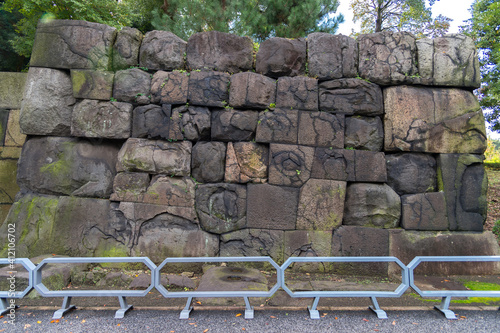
(374, 330, 379, 331)
(412, 323, 418, 325)
(242, 329, 246, 331)
(460, 316, 466, 319)
(363, 318, 369, 322)
(37, 321, 41, 324)
(335, 317, 338, 320)
(189, 323, 195, 325)
(392, 320, 396, 325)
(196, 301, 202, 305)
(270, 316, 276, 319)
(81, 319, 86, 323)
(117, 324, 121, 326)
(203, 330, 209, 333)
(236, 313, 242, 317)
(0, 316, 3, 318)
(24, 324, 31, 329)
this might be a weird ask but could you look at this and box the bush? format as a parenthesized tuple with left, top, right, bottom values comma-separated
(493, 220, 500, 237)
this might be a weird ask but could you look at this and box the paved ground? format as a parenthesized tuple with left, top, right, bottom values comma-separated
(2, 308, 500, 333)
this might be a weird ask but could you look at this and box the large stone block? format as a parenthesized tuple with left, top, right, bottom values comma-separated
(177, 105, 211, 141)
(343, 183, 401, 228)
(110, 172, 150, 202)
(255, 109, 298, 144)
(298, 112, 344, 148)
(220, 229, 285, 265)
(354, 150, 387, 182)
(307, 33, 358, 80)
(150, 70, 189, 104)
(225, 142, 268, 184)
(112, 27, 143, 71)
(386, 153, 437, 195)
(344, 116, 383, 151)
(113, 68, 151, 103)
(188, 71, 230, 107)
(389, 230, 500, 275)
(30, 20, 116, 70)
(20, 67, 75, 136)
(256, 37, 306, 78)
(247, 183, 299, 230)
(132, 105, 170, 139)
(417, 34, 480, 88)
(318, 79, 383, 115)
(191, 141, 226, 183)
(269, 144, 314, 187)
(142, 176, 196, 208)
(276, 77, 318, 111)
(437, 154, 488, 231)
(296, 179, 347, 231)
(384, 86, 487, 153)
(71, 100, 132, 139)
(332, 226, 389, 276)
(17, 137, 120, 198)
(0, 72, 27, 109)
(0, 159, 19, 204)
(284, 230, 333, 272)
(71, 70, 114, 100)
(401, 192, 448, 230)
(211, 109, 258, 141)
(139, 30, 186, 71)
(358, 31, 417, 85)
(195, 183, 247, 234)
(116, 138, 191, 176)
(186, 31, 253, 72)
(229, 72, 276, 109)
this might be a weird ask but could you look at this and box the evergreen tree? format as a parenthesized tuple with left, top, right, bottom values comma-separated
(350, 0, 451, 38)
(0, 0, 28, 71)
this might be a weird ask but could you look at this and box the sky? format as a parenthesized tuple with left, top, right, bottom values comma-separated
(335, 0, 499, 139)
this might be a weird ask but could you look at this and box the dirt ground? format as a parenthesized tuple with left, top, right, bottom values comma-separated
(486, 166, 500, 237)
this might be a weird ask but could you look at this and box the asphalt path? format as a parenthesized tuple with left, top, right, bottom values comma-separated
(2, 308, 500, 333)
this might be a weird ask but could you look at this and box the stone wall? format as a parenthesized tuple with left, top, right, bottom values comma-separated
(1, 19, 498, 275)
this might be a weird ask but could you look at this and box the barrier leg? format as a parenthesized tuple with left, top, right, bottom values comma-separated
(243, 297, 254, 319)
(434, 296, 456, 320)
(115, 296, 133, 319)
(368, 297, 387, 319)
(180, 297, 193, 319)
(0, 298, 17, 316)
(53, 296, 76, 319)
(308, 297, 321, 319)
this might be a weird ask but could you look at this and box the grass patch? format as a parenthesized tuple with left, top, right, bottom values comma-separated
(412, 281, 500, 305)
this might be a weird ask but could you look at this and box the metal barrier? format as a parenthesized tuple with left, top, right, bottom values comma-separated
(1, 255, 500, 320)
(281, 256, 409, 319)
(33, 257, 156, 319)
(408, 256, 500, 319)
(155, 256, 281, 319)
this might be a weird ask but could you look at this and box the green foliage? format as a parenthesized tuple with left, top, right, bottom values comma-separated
(0, 1, 29, 71)
(493, 220, 500, 237)
(150, 0, 344, 41)
(350, 0, 451, 38)
(1, 0, 134, 58)
(462, 0, 500, 133)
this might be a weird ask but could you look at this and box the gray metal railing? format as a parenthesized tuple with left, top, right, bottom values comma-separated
(1, 255, 500, 320)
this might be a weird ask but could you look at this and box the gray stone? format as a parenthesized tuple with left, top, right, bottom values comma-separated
(255, 109, 298, 144)
(196, 266, 267, 292)
(139, 30, 186, 71)
(247, 183, 299, 230)
(296, 179, 347, 231)
(211, 109, 258, 141)
(332, 226, 389, 276)
(318, 79, 383, 115)
(229, 72, 276, 109)
(71, 99, 132, 139)
(345, 116, 383, 151)
(164, 274, 196, 289)
(17, 136, 120, 198)
(117, 138, 191, 176)
(142, 176, 196, 207)
(70, 70, 114, 100)
(150, 70, 189, 104)
(256, 37, 306, 78)
(186, 31, 253, 72)
(269, 144, 314, 187)
(311, 148, 354, 181)
(113, 68, 151, 103)
(354, 150, 387, 183)
(307, 33, 358, 80)
(358, 31, 417, 85)
(298, 112, 344, 148)
(191, 141, 226, 183)
(30, 20, 116, 70)
(401, 192, 448, 230)
(224, 142, 268, 184)
(220, 229, 285, 265)
(0, 72, 27, 109)
(389, 230, 500, 276)
(437, 154, 488, 231)
(195, 183, 247, 234)
(284, 230, 333, 272)
(112, 27, 143, 71)
(20, 67, 75, 136)
(129, 273, 152, 289)
(179, 105, 211, 141)
(97, 272, 133, 287)
(417, 34, 480, 88)
(276, 77, 318, 111)
(188, 71, 230, 107)
(386, 153, 437, 195)
(110, 172, 150, 202)
(343, 183, 401, 228)
(384, 86, 487, 153)
(132, 104, 170, 139)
